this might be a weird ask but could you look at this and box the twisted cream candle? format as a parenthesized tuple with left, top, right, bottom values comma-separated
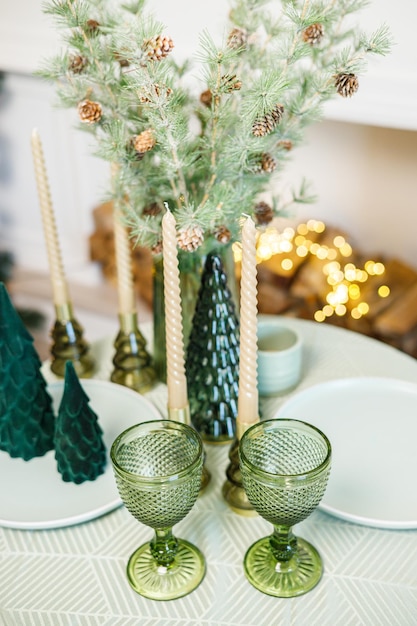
(113, 209, 136, 315)
(237, 216, 259, 434)
(31, 128, 69, 307)
(162, 209, 188, 410)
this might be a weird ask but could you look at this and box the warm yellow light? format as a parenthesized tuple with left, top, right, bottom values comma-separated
(378, 285, 390, 298)
(296, 245, 309, 257)
(327, 248, 338, 260)
(281, 258, 293, 271)
(323, 304, 334, 317)
(294, 235, 305, 246)
(326, 292, 337, 306)
(324, 261, 341, 275)
(335, 304, 347, 316)
(340, 243, 353, 257)
(333, 235, 346, 248)
(355, 270, 368, 283)
(357, 302, 370, 315)
(348, 284, 361, 299)
(364, 260, 384, 276)
(365, 260, 376, 274)
(310, 242, 320, 255)
(306, 219, 318, 231)
(314, 310, 326, 322)
(312, 220, 325, 233)
(256, 244, 273, 261)
(331, 270, 344, 284)
(316, 246, 329, 260)
(344, 266, 357, 281)
(351, 308, 362, 319)
(232, 242, 242, 263)
(297, 223, 309, 235)
(283, 227, 295, 239)
(336, 283, 349, 303)
(280, 240, 293, 253)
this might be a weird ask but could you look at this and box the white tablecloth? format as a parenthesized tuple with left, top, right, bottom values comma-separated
(1, 318, 417, 625)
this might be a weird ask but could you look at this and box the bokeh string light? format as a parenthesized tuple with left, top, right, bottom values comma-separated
(234, 220, 390, 322)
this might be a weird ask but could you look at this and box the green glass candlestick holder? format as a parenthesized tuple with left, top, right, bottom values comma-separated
(222, 429, 256, 516)
(50, 302, 95, 378)
(111, 312, 156, 393)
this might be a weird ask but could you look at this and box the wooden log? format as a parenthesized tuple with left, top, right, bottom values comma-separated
(373, 280, 417, 337)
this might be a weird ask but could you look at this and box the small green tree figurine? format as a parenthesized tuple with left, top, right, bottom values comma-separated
(186, 253, 240, 443)
(0, 282, 55, 460)
(54, 361, 107, 484)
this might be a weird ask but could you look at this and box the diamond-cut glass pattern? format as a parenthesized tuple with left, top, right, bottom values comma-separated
(113, 426, 202, 529)
(240, 422, 331, 527)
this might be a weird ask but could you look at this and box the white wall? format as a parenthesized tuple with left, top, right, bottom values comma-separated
(0, 0, 416, 279)
(284, 120, 417, 267)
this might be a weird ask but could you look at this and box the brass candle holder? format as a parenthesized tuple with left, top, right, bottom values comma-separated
(110, 312, 156, 394)
(222, 422, 257, 516)
(50, 302, 95, 378)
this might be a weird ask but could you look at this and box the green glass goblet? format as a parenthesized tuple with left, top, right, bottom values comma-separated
(239, 419, 332, 598)
(111, 420, 205, 600)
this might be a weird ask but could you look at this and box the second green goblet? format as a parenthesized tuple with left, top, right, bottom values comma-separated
(111, 420, 205, 600)
(239, 418, 331, 598)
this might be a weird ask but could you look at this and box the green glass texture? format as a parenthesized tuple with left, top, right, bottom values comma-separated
(111, 420, 206, 600)
(239, 419, 331, 598)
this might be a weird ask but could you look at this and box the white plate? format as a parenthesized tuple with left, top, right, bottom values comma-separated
(0, 380, 161, 530)
(276, 377, 417, 529)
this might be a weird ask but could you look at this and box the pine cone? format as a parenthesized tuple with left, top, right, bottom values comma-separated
(200, 89, 213, 107)
(140, 84, 173, 103)
(68, 55, 88, 74)
(334, 73, 359, 98)
(252, 104, 284, 137)
(151, 240, 163, 255)
(278, 139, 293, 151)
(142, 202, 163, 217)
(133, 129, 156, 154)
(254, 201, 274, 225)
(221, 75, 242, 92)
(143, 35, 174, 61)
(214, 225, 232, 244)
(114, 51, 130, 67)
(302, 23, 324, 45)
(78, 100, 102, 124)
(253, 153, 277, 174)
(177, 226, 204, 252)
(227, 27, 247, 50)
(85, 19, 100, 35)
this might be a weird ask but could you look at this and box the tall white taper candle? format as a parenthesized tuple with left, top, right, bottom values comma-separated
(237, 216, 259, 434)
(31, 128, 69, 307)
(162, 208, 188, 410)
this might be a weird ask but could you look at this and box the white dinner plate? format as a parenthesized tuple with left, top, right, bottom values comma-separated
(276, 377, 417, 529)
(0, 380, 161, 530)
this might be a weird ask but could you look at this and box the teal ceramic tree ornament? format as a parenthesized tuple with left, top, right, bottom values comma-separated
(54, 361, 107, 483)
(0, 282, 55, 460)
(185, 253, 240, 443)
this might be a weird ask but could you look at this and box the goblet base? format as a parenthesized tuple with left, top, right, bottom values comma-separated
(244, 536, 323, 598)
(127, 539, 206, 600)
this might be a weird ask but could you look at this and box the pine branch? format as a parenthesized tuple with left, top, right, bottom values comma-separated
(40, 0, 392, 250)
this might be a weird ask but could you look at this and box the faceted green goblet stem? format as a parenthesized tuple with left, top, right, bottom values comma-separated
(150, 528, 178, 567)
(269, 525, 298, 562)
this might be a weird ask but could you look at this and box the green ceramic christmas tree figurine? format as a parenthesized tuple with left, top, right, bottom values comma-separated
(0, 282, 55, 460)
(186, 253, 240, 443)
(54, 361, 107, 484)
